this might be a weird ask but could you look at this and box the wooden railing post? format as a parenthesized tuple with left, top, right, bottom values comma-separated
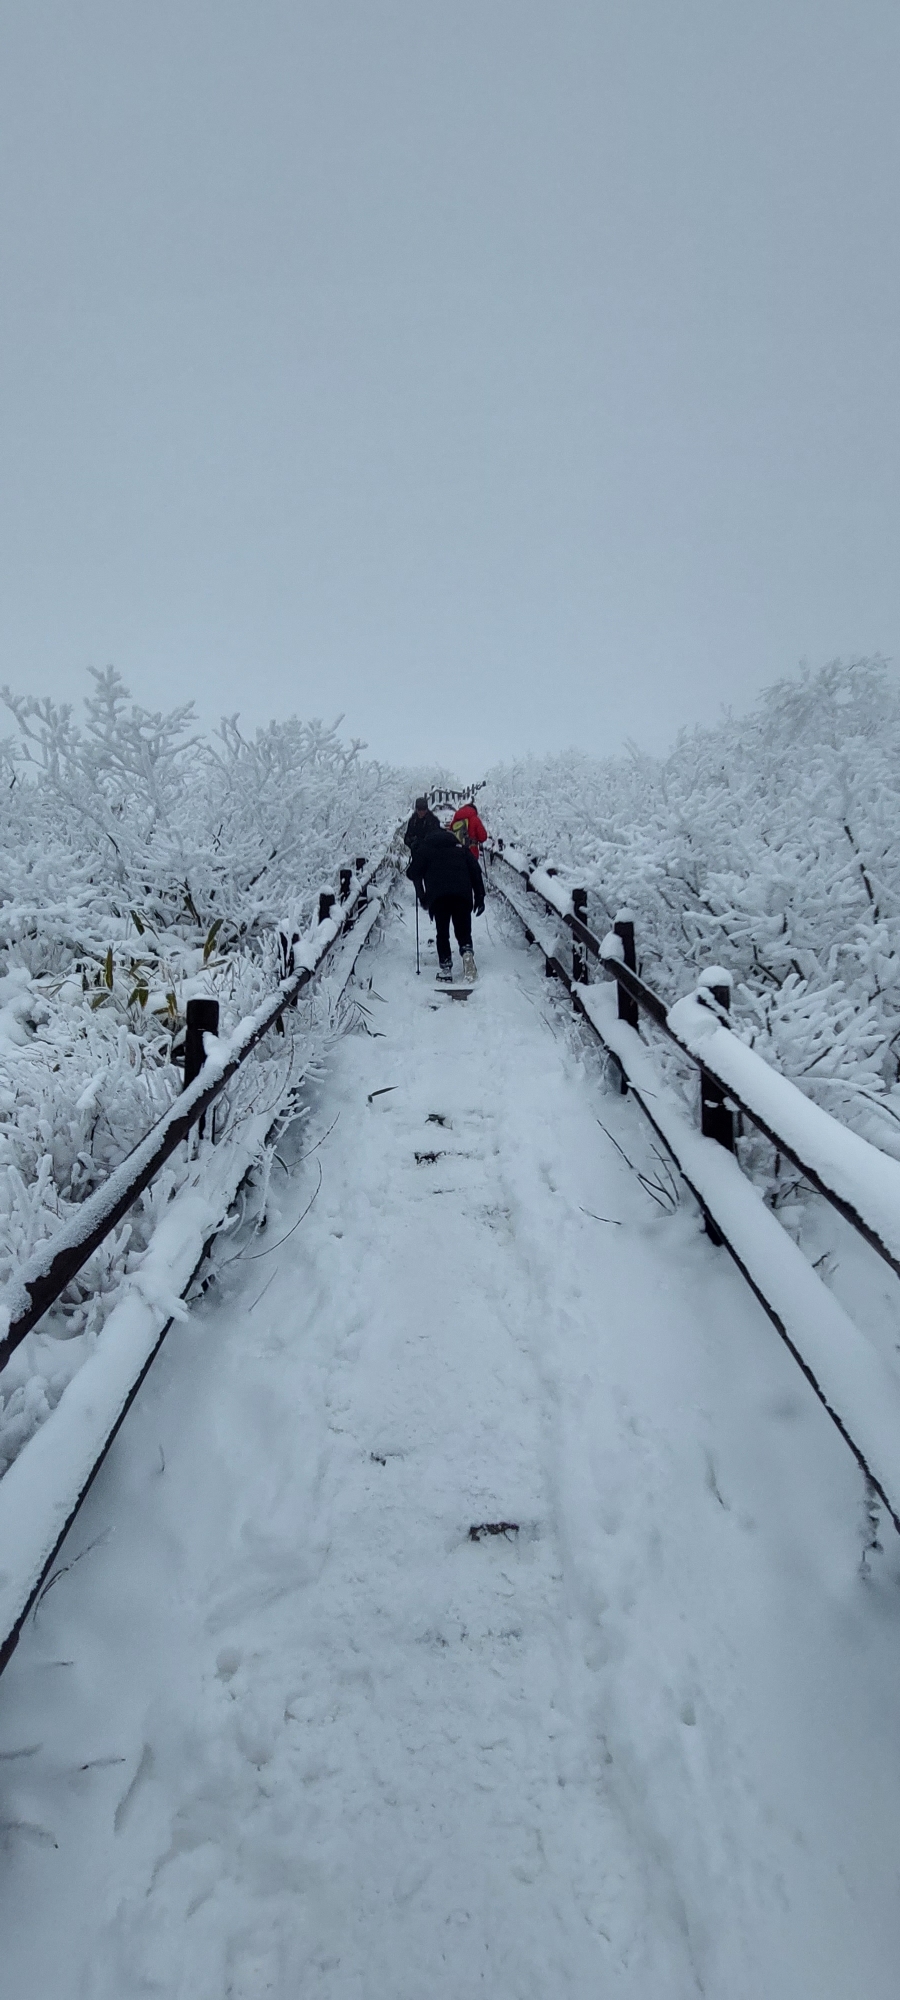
(184, 997, 220, 1138)
(278, 930, 300, 977)
(572, 888, 588, 983)
(613, 910, 639, 1027)
(183, 998, 220, 1091)
(697, 968, 736, 1153)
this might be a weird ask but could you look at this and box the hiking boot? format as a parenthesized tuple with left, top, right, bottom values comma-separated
(436, 961, 453, 983)
(462, 950, 477, 982)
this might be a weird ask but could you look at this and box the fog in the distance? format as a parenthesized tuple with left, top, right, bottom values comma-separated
(1, 1, 898, 772)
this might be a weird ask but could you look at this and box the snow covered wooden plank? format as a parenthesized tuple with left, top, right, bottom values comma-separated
(666, 991, 900, 1278)
(580, 983, 900, 1534)
(0, 1107, 276, 1673)
(499, 846, 900, 1288)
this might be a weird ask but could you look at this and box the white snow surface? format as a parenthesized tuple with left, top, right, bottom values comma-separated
(668, 989, 900, 1267)
(2, 886, 900, 1998)
(501, 849, 575, 924)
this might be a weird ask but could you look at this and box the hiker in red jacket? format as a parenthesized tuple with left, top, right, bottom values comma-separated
(447, 800, 488, 856)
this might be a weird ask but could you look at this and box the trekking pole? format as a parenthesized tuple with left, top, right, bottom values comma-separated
(415, 893, 421, 974)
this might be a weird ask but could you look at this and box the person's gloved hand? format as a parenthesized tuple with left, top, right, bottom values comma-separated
(474, 902, 485, 917)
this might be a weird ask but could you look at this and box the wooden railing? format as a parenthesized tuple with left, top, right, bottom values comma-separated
(491, 846, 900, 1538)
(0, 844, 399, 1677)
(1, 854, 390, 1369)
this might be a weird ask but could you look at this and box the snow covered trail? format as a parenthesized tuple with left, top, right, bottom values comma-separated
(3, 884, 900, 1998)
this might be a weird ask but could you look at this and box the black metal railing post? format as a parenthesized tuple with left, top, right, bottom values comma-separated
(278, 931, 300, 978)
(184, 997, 220, 1140)
(572, 889, 588, 983)
(318, 889, 336, 924)
(355, 857, 368, 910)
(183, 998, 220, 1091)
(698, 970, 736, 1153)
(613, 911, 639, 1027)
(339, 866, 353, 903)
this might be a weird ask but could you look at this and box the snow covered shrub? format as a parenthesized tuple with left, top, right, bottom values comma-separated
(484, 660, 900, 1156)
(1, 668, 406, 956)
(0, 669, 408, 1473)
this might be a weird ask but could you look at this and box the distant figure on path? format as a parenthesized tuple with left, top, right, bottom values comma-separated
(447, 799, 488, 856)
(410, 826, 485, 983)
(404, 795, 441, 856)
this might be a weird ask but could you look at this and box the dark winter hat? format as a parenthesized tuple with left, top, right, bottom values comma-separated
(415, 796, 428, 811)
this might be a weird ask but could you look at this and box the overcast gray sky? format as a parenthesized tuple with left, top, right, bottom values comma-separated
(1, 1, 898, 774)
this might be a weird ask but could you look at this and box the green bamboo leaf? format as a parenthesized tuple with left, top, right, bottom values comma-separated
(131, 910, 145, 935)
(90, 993, 109, 1010)
(104, 946, 114, 989)
(127, 985, 149, 1009)
(203, 917, 224, 963)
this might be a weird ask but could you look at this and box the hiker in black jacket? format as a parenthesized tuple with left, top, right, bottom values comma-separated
(403, 796, 441, 855)
(410, 827, 485, 982)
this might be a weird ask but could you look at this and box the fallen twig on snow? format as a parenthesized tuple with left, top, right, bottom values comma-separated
(243, 1160, 324, 1260)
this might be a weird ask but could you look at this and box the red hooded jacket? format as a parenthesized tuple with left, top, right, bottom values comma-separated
(448, 802, 488, 852)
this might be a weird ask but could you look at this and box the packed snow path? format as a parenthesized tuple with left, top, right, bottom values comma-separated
(3, 886, 900, 1998)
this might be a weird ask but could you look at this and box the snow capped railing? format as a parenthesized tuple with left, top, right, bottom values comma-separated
(495, 845, 900, 1281)
(667, 991, 900, 1276)
(492, 846, 900, 1536)
(1, 854, 390, 1372)
(428, 782, 486, 809)
(0, 845, 400, 1678)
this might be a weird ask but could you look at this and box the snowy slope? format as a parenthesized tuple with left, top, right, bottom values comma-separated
(2, 885, 900, 1998)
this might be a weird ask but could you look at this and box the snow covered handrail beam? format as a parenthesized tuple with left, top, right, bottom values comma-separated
(0, 860, 395, 1683)
(594, 932, 900, 1284)
(490, 847, 900, 1538)
(662, 990, 900, 1284)
(0, 852, 393, 1371)
(493, 847, 900, 1288)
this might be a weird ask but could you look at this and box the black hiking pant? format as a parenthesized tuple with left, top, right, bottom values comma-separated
(432, 893, 473, 965)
